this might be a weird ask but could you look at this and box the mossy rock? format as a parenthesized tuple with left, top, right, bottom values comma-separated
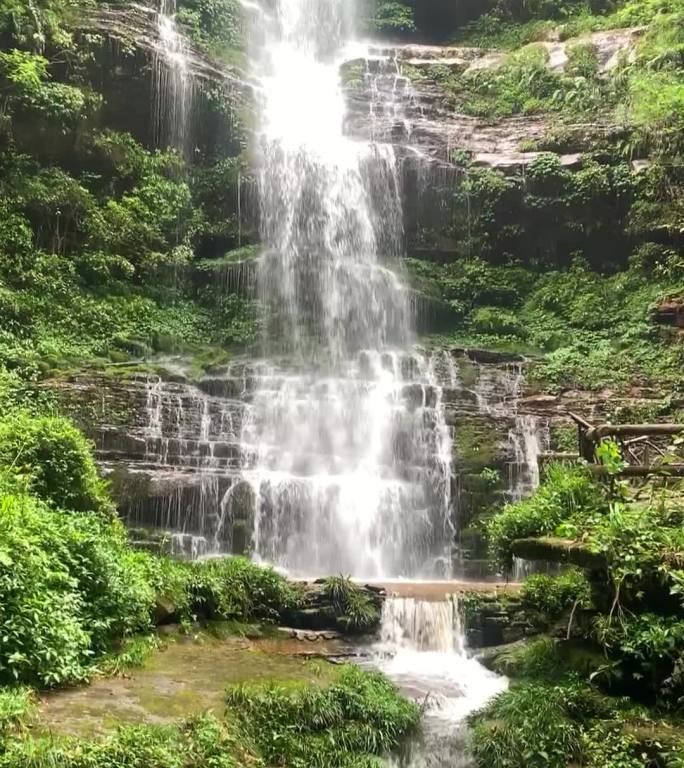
(452, 419, 507, 472)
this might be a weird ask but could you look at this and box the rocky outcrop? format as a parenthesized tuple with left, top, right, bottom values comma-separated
(511, 537, 607, 570)
(654, 296, 684, 329)
(461, 590, 540, 648)
(50, 347, 670, 573)
(51, 350, 551, 574)
(283, 582, 385, 636)
(342, 30, 643, 172)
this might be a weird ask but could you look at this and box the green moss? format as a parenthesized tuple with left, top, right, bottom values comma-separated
(454, 420, 503, 472)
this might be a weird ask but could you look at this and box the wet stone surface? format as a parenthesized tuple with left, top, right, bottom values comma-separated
(37, 631, 342, 738)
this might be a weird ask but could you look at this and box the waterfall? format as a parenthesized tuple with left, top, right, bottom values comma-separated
(153, 0, 193, 152)
(472, 359, 549, 501)
(127, 373, 246, 558)
(240, 0, 454, 578)
(375, 596, 507, 766)
(379, 596, 464, 654)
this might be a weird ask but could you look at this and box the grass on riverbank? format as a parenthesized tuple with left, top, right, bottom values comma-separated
(0, 666, 419, 768)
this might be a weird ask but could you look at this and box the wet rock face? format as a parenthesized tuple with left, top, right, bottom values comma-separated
(55, 366, 257, 558)
(341, 30, 642, 174)
(462, 592, 541, 648)
(52, 350, 556, 577)
(57, 348, 663, 575)
(283, 582, 384, 635)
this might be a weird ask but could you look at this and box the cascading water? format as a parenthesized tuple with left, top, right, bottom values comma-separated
(375, 596, 507, 766)
(154, 0, 193, 152)
(471, 359, 549, 501)
(240, 0, 453, 579)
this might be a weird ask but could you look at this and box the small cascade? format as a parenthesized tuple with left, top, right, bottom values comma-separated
(153, 0, 193, 152)
(375, 595, 506, 767)
(509, 413, 544, 501)
(93, 369, 256, 558)
(471, 359, 549, 501)
(379, 596, 463, 654)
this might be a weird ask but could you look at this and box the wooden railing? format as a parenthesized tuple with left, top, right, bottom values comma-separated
(566, 412, 684, 478)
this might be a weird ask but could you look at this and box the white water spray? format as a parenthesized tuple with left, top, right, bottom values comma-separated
(376, 596, 507, 766)
(154, 0, 193, 152)
(240, 0, 453, 578)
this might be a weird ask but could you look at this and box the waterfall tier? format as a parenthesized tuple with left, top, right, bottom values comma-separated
(375, 595, 507, 766)
(56, 349, 552, 571)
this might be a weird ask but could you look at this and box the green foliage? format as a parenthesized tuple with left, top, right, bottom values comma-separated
(0, 482, 153, 686)
(94, 634, 162, 677)
(479, 467, 502, 489)
(594, 613, 684, 700)
(0, 668, 419, 767)
(454, 16, 557, 50)
(323, 576, 380, 632)
(0, 398, 305, 689)
(0, 687, 33, 738)
(581, 723, 646, 768)
(490, 637, 571, 679)
(187, 556, 302, 623)
(471, 674, 684, 767)
(0, 0, 253, 375)
(0, 412, 112, 515)
(559, 496, 684, 609)
(565, 42, 600, 79)
(0, 712, 260, 768)
(0, 49, 96, 128)
(471, 306, 525, 337)
(0, 477, 306, 687)
(487, 463, 605, 569)
(470, 679, 593, 768)
(226, 665, 419, 767)
(521, 569, 592, 615)
(420, 246, 683, 394)
(367, 2, 416, 34)
(176, 0, 243, 63)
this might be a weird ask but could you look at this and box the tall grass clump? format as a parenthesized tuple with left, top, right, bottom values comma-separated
(226, 665, 420, 767)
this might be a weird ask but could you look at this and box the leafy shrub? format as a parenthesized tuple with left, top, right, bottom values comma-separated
(581, 723, 644, 768)
(0, 712, 257, 768)
(471, 306, 526, 337)
(188, 556, 302, 623)
(594, 613, 684, 703)
(559, 498, 684, 610)
(368, 2, 416, 34)
(176, 0, 243, 61)
(490, 637, 570, 679)
(0, 668, 419, 767)
(0, 412, 112, 516)
(470, 681, 584, 768)
(0, 487, 94, 685)
(0, 687, 33, 738)
(0, 480, 163, 685)
(470, 678, 616, 768)
(487, 464, 605, 569)
(521, 570, 592, 615)
(565, 42, 600, 78)
(0, 49, 96, 127)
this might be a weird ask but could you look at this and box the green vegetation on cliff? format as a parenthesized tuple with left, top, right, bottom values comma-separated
(472, 455, 684, 767)
(404, 0, 683, 396)
(0, 0, 259, 378)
